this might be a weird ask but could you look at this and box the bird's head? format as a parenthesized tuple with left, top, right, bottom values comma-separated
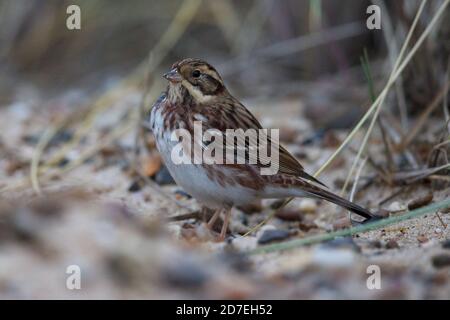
(164, 58, 226, 104)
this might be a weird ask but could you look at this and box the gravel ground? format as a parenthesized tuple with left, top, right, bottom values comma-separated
(0, 85, 449, 299)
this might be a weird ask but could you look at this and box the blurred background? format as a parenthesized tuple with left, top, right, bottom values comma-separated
(0, 1, 445, 94)
(0, 0, 449, 299)
(1, 0, 448, 126)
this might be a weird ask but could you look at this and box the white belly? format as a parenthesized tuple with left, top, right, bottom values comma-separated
(156, 136, 258, 208)
(150, 101, 260, 208)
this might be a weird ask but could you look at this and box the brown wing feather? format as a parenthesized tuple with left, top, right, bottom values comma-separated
(198, 96, 327, 187)
(278, 145, 327, 187)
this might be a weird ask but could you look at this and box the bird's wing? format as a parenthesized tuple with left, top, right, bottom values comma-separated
(198, 98, 327, 187)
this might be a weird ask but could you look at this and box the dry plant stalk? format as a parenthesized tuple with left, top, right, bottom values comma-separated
(26, 0, 203, 196)
(244, 0, 450, 236)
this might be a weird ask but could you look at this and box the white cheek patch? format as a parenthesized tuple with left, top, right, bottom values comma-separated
(182, 80, 213, 103)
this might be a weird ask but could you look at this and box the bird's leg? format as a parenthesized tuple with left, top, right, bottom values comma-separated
(206, 208, 221, 230)
(218, 209, 231, 241)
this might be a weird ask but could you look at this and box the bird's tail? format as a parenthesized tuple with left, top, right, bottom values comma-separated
(303, 185, 376, 222)
(266, 175, 379, 222)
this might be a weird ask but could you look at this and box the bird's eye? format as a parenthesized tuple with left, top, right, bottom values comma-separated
(192, 70, 201, 78)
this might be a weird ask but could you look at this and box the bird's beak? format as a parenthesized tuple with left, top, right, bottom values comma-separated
(163, 68, 182, 83)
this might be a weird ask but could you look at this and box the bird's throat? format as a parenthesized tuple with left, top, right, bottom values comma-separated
(167, 83, 189, 105)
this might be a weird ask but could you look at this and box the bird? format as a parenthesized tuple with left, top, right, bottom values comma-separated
(148, 58, 378, 241)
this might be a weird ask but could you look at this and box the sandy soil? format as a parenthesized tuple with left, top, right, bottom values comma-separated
(0, 86, 449, 299)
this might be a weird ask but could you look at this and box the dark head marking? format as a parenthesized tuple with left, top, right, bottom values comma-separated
(169, 58, 225, 100)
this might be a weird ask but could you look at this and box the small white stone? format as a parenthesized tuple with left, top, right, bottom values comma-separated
(386, 201, 406, 212)
(255, 224, 276, 239)
(435, 228, 442, 234)
(166, 223, 182, 238)
(312, 248, 355, 268)
(231, 236, 258, 251)
(299, 199, 317, 213)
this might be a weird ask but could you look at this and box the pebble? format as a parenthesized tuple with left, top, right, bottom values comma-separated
(321, 131, 341, 148)
(22, 130, 72, 146)
(417, 235, 428, 243)
(237, 202, 262, 214)
(166, 224, 182, 238)
(312, 248, 355, 268)
(22, 134, 39, 145)
(298, 199, 317, 213)
(144, 155, 162, 177)
(301, 129, 325, 145)
(279, 127, 297, 143)
(5, 159, 27, 175)
(57, 157, 70, 167)
(333, 216, 351, 230)
(407, 193, 433, 210)
(440, 206, 450, 214)
(442, 239, 450, 249)
(105, 253, 142, 286)
(429, 270, 448, 285)
(230, 236, 258, 251)
(30, 197, 64, 217)
(218, 251, 252, 273)
(270, 199, 287, 209)
(9, 208, 38, 242)
(374, 209, 390, 218)
(386, 201, 406, 213)
(128, 178, 144, 193)
(49, 130, 73, 146)
(275, 208, 302, 222)
(153, 165, 175, 185)
(163, 257, 209, 288)
(369, 240, 383, 249)
(298, 220, 317, 232)
(321, 237, 360, 252)
(174, 190, 192, 199)
(258, 229, 290, 244)
(386, 239, 400, 249)
(431, 254, 450, 268)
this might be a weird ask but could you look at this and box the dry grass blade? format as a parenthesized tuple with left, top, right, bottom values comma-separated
(26, 0, 203, 196)
(398, 80, 450, 151)
(318, 0, 450, 194)
(349, 157, 368, 203)
(400, 163, 450, 184)
(348, 156, 368, 220)
(30, 124, 62, 194)
(444, 58, 450, 130)
(0, 113, 136, 195)
(374, 0, 409, 129)
(333, 0, 428, 195)
(313, 0, 442, 179)
(244, 0, 450, 237)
